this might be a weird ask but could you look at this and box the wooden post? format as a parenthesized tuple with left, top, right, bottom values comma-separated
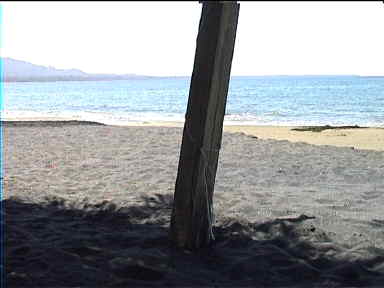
(170, 1, 240, 250)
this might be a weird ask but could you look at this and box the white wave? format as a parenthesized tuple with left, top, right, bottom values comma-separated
(2, 109, 383, 128)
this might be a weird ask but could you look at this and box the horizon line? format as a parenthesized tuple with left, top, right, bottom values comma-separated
(2, 57, 383, 79)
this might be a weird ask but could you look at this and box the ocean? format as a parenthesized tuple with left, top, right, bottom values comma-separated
(2, 76, 384, 127)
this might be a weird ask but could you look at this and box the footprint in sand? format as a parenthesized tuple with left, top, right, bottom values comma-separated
(315, 198, 335, 205)
(361, 189, 382, 201)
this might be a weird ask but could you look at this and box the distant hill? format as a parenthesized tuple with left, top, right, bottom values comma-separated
(1, 58, 155, 82)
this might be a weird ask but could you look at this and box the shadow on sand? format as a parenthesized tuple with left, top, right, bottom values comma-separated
(4, 194, 384, 287)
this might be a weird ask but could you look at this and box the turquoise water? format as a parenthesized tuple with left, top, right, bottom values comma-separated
(2, 76, 384, 127)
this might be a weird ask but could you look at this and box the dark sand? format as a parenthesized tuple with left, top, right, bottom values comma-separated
(3, 121, 384, 287)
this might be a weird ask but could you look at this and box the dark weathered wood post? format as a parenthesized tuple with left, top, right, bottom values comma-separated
(170, 1, 239, 250)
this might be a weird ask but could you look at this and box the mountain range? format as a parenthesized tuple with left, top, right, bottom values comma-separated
(1, 58, 155, 82)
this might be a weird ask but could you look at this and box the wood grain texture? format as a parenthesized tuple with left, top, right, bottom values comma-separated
(170, 1, 240, 250)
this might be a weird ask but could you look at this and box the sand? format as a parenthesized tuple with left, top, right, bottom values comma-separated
(91, 120, 384, 151)
(224, 125, 384, 152)
(3, 121, 384, 287)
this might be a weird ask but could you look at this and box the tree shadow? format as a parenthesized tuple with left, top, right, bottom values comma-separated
(3, 194, 384, 287)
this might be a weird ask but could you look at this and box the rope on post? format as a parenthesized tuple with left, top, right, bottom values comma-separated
(184, 117, 220, 247)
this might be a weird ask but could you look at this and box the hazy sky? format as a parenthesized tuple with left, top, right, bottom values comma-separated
(1, 1, 384, 76)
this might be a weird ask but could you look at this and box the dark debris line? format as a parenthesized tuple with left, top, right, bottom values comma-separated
(291, 125, 367, 132)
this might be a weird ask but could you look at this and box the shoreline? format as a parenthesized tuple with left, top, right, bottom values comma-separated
(2, 119, 384, 151)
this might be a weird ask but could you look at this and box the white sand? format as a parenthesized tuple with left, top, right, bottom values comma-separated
(224, 125, 384, 151)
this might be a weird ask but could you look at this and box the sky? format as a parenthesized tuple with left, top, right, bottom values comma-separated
(1, 1, 384, 76)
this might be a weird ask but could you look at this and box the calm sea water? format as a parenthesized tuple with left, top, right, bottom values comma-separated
(2, 76, 384, 127)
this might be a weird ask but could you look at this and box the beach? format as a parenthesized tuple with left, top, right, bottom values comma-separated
(4, 121, 384, 287)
